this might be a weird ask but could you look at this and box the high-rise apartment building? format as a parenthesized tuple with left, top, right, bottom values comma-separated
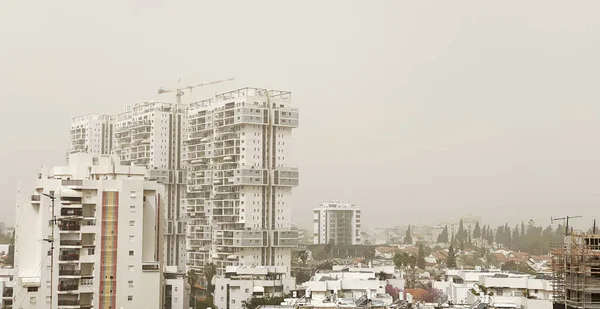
(112, 101, 187, 271)
(313, 201, 361, 245)
(184, 87, 299, 275)
(68, 114, 114, 156)
(14, 153, 164, 309)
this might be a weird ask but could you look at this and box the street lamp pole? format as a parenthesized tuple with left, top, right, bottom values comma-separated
(43, 192, 57, 309)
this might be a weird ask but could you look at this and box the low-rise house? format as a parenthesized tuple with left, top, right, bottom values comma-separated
(375, 246, 399, 259)
(301, 265, 403, 304)
(214, 266, 295, 309)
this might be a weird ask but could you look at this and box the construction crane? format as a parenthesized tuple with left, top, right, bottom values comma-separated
(158, 77, 234, 104)
(551, 215, 582, 235)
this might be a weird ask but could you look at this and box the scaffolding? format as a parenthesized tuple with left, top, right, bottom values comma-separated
(552, 233, 600, 309)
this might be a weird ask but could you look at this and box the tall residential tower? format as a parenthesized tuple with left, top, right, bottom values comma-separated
(112, 101, 187, 270)
(68, 114, 113, 156)
(313, 201, 362, 245)
(184, 87, 299, 275)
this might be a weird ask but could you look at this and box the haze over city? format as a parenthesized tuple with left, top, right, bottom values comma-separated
(2, 0, 600, 230)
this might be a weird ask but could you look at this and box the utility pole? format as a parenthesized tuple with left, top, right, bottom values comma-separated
(43, 191, 57, 309)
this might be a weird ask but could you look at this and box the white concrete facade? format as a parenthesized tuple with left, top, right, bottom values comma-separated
(313, 201, 361, 245)
(68, 114, 114, 157)
(435, 269, 553, 308)
(184, 88, 299, 275)
(112, 101, 188, 271)
(14, 153, 164, 309)
(163, 266, 189, 309)
(302, 266, 400, 304)
(214, 266, 295, 309)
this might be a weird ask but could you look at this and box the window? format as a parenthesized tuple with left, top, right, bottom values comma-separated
(27, 287, 38, 292)
(130, 205, 135, 212)
(88, 248, 95, 255)
(46, 296, 51, 303)
(128, 280, 134, 287)
(129, 250, 134, 256)
(30, 296, 36, 304)
(130, 220, 135, 226)
(129, 265, 134, 272)
(129, 235, 135, 241)
(128, 295, 133, 301)
(130, 190, 136, 198)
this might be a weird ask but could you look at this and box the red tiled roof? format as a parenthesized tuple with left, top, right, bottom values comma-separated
(405, 288, 428, 301)
(493, 253, 507, 261)
(432, 252, 448, 260)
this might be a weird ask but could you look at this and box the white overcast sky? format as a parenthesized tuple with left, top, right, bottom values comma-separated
(1, 1, 600, 230)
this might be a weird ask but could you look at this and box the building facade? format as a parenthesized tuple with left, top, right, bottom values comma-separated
(214, 266, 295, 309)
(68, 114, 114, 157)
(184, 88, 299, 275)
(112, 101, 188, 271)
(14, 153, 164, 309)
(313, 201, 361, 245)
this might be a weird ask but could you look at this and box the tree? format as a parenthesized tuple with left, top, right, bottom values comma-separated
(204, 262, 217, 294)
(437, 226, 449, 243)
(386, 284, 401, 300)
(424, 287, 449, 304)
(364, 248, 376, 263)
(417, 244, 426, 269)
(6, 231, 14, 266)
(473, 222, 481, 239)
(324, 241, 333, 258)
(296, 271, 311, 284)
(243, 296, 286, 309)
(393, 252, 411, 269)
(447, 245, 457, 268)
(317, 260, 333, 270)
(404, 226, 413, 245)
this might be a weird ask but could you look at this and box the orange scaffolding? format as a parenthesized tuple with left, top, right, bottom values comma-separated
(552, 233, 600, 309)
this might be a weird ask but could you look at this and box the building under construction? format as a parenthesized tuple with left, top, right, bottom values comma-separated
(552, 233, 600, 309)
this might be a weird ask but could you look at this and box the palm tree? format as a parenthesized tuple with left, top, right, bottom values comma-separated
(204, 263, 217, 295)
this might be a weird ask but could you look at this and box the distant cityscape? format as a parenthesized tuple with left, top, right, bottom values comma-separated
(3, 82, 598, 309)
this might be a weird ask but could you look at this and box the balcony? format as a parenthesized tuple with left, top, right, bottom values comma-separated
(59, 269, 81, 276)
(3, 287, 13, 297)
(58, 283, 79, 292)
(61, 209, 83, 217)
(142, 262, 160, 272)
(57, 300, 80, 306)
(31, 195, 41, 204)
(59, 254, 80, 261)
(59, 222, 81, 232)
(60, 240, 82, 247)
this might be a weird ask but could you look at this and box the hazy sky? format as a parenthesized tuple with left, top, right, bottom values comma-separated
(2, 1, 600, 230)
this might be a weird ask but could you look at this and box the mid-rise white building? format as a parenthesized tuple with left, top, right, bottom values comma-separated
(0, 268, 14, 309)
(313, 201, 361, 245)
(184, 88, 299, 275)
(68, 114, 114, 156)
(214, 266, 295, 309)
(163, 266, 189, 309)
(14, 153, 164, 309)
(112, 101, 188, 271)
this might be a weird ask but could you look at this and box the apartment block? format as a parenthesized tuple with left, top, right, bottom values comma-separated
(184, 87, 299, 275)
(68, 114, 113, 156)
(313, 201, 361, 245)
(552, 233, 600, 309)
(112, 101, 187, 271)
(163, 266, 189, 309)
(14, 153, 164, 309)
(214, 266, 295, 309)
